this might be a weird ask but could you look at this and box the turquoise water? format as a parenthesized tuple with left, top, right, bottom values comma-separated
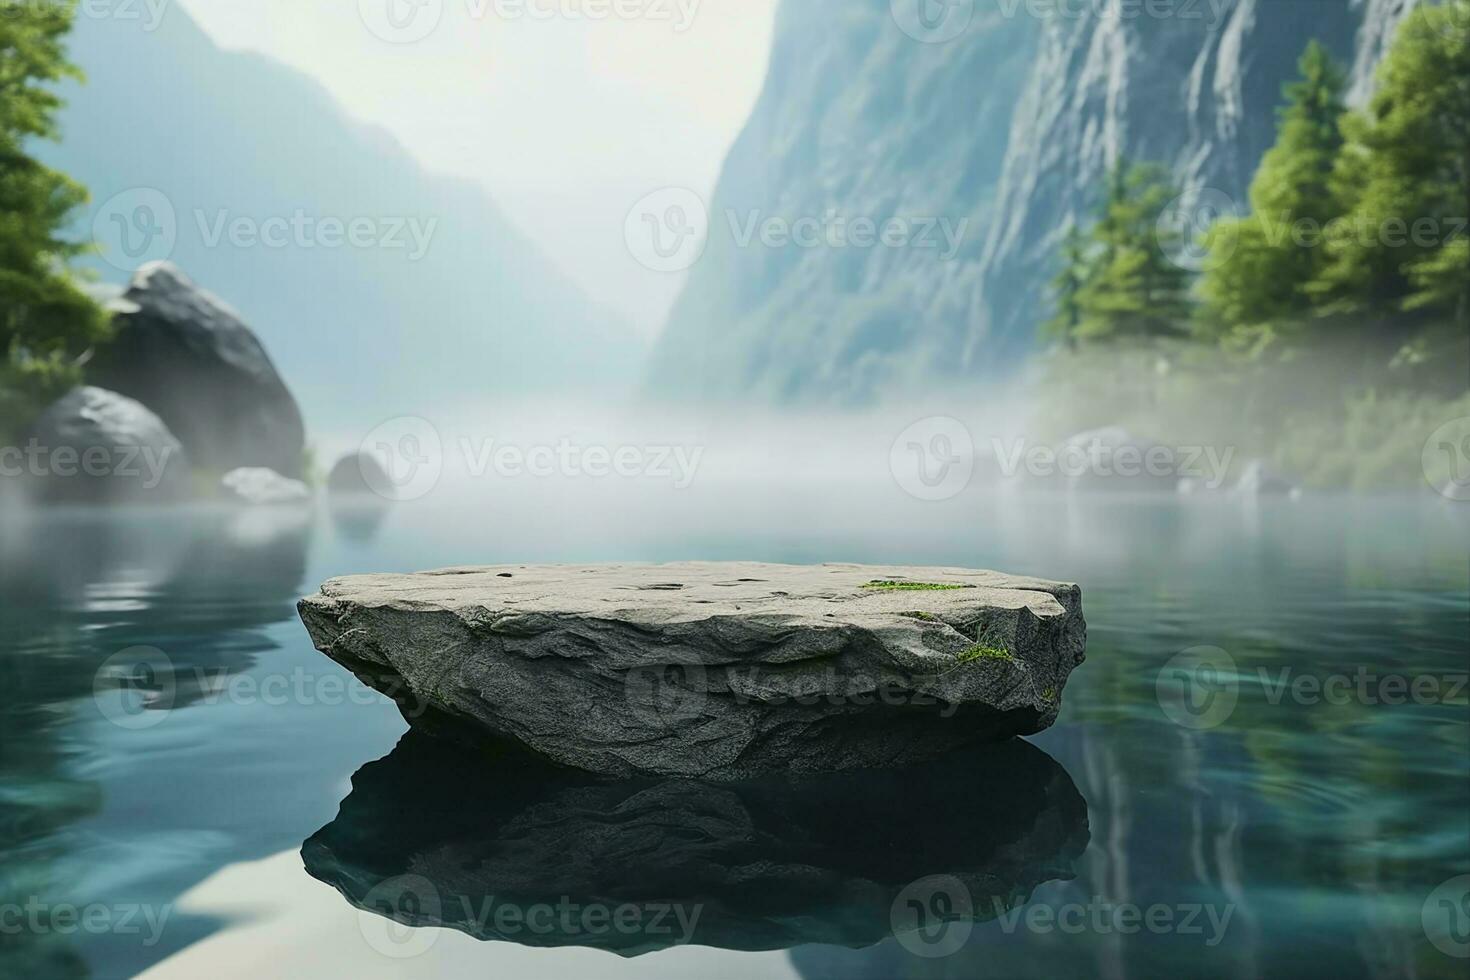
(1, 493, 1466, 979)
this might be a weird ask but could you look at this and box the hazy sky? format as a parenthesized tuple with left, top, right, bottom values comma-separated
(177, 0, 781, 336)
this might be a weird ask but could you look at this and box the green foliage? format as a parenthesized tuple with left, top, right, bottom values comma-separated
(1199, 41, 1347, 336)
(0, 344, 81, 443)
(1048, 162, 1192, 345)
(1309, 1, 1470, 325)
(1033, 338, 1470, 490)
(0, 2, 109, 433)
(956, 642, 1014, 665)
(1042, 223, 1089, 347)
(1043, 20, 1470, 483)
(861, 580, 970, 591)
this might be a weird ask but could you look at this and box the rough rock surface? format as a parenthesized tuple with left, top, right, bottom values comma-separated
(646, 0, 1411, 404)
(22, 386, 189, 504)
(220, 467, 311, 506)
(303, 731, 1089, 956)
(298, 562, 1087, 779)
(91, 262, 306, 476)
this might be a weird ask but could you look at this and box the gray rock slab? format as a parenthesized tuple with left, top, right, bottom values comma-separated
(299, 562, 1087, 779)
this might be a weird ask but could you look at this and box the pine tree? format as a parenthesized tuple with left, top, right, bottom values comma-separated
(0, 3, 108, 429)
(1042, 223, 1090, 349)
(1074, 162, 1192, 341)
(1309, 0, 1470, 327)
(1199, 41, 1346, 336)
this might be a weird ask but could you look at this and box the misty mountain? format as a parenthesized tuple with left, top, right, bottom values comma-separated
(44, 7, 641, 436)
(646, 0, 1418, 405)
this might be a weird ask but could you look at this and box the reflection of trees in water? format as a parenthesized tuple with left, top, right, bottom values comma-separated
(0, 507, 313, 976)
(791, 498, 1468, 978)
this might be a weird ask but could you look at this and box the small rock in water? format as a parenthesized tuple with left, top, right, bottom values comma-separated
(1233, 458, 1301, 499)
(298, 562, 1087, 779)
(220, 467, 311, 506)
(326, 452, 391, 499)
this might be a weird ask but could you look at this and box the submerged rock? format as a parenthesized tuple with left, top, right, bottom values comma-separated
(302, 730, 1090, 956)
(297, 562, 1087, 779)
(91, 262, 306, 477)
(220, 467, 311, 506)
(21, 386, 190, 504)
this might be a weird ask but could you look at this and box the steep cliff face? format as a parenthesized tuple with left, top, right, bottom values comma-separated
(647, 0, 1041, 403)
(647, 0, 1416, 404)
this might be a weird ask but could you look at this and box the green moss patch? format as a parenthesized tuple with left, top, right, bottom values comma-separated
(955, 642, 1015, 665)
(861, 581, 971, 592)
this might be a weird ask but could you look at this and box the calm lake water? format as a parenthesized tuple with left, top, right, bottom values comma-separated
(1, 487, 1467, 979)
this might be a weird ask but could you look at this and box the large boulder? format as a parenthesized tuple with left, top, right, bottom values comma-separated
(298, 562, 1087, 779)
(91, 262, 305, 477)
(302, 731, 1089, 956)
(19, 386, 190, 504)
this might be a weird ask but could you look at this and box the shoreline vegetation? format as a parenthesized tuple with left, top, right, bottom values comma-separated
(1038, 5, 1470, 490)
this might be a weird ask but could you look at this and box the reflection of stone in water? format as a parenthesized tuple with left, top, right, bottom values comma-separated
(0, 506, 315, 976)
(302, 733, 1089, 957)
(327, 498, 388, 543)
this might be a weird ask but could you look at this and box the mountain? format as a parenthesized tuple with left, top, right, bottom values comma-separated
(44, 7, 642, 435)
(645, 0, 1418, 405)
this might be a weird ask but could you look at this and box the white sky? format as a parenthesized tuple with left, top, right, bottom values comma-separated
(177, 0, 781, 336)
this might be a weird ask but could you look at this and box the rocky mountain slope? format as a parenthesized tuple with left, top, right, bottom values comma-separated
(647, 0, 1419, 405)
(45, 7, 641, 432)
